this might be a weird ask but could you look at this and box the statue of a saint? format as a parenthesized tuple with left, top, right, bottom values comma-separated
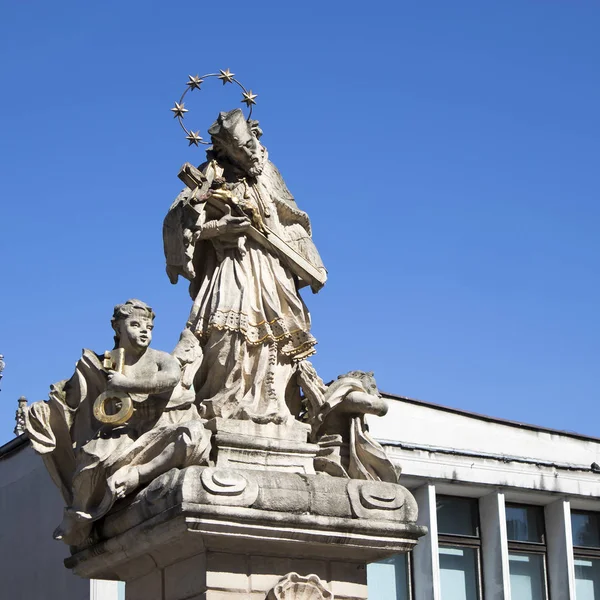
(26, 300, 211, 546)
(19, 81, 416, 566)
(24, 96, 401, 552)
(164, 109, 327, 424)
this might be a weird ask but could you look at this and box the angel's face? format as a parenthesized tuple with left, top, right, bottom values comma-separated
(117, 311, 153, 350)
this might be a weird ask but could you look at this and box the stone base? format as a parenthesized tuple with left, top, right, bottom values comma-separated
(66, 466, 425, 599)
(206, 418, 318, 475)
(124, 549, 369, 600)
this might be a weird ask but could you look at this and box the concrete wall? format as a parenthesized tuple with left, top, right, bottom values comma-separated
(0, 442, 90, 600)
(373, 395, 600, 467)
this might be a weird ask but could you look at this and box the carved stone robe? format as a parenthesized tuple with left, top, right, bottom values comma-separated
(25, 344, 211, 546)
(164, 154, 325, 424)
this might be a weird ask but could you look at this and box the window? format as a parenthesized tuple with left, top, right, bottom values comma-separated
(505, 504, 548, 600)
(572, 511, 600, 599)
(367, 554, 411, 600)
(437, 495, 482, 600)
(572, 511, 600, 548)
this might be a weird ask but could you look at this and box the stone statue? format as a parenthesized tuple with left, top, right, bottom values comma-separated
(164, 108, 327, 425)
(299, 366, 400, 482)
(23, 81, 426, 587)
(14, 395, 28, 436)
(25, 86, 423, 576)
(25, 299, 211, 546)
(162, 109, 400, 483)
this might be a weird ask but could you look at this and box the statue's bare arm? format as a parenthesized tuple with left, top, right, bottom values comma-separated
(107, 350, 180, 395)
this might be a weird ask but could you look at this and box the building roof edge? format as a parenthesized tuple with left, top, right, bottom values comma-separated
(0, 434, 29, 460)
(380, 390, 600, 444)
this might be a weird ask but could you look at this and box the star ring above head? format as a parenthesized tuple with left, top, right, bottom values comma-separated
(170, 69, 258, 148)
(171, 102, 188, 118)
(186, 75, 204, 90)
(242, 90, 258, 107)
(218, 68, 235, 84)
(185, 131, 203, 146)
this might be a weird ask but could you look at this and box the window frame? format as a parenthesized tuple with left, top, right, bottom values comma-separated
(407, 551, 414, 600)
(571, 508, 600, 600)
(436, 495, 484, 600)
(366, 551, 413, 600)
(505, 503, 549, 600)
(571, 510, 600, 558)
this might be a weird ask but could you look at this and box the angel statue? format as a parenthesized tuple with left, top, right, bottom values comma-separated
(25, 299, 211, 546)
(164, 108, 327, 425)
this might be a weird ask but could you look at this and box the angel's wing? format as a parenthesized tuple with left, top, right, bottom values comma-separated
(163, 190, 195, 284)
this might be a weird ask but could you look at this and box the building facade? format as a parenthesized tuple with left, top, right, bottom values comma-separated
(368, 393, 600, 600)
(0, 436, 124, 600)
(1, 393, 599, 599)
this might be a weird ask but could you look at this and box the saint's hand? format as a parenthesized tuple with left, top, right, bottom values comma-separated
(216, 213, 251, 235)
(198, 204, 252, 241)
(216, 202, 251, 234)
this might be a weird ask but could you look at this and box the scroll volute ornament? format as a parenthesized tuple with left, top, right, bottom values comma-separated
(266, 572, 333, 600)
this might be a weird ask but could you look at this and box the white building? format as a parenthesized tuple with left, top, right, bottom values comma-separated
(368, 393, 600, 600)
(1, 392, 599, 599)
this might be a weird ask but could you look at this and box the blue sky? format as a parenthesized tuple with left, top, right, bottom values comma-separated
(1, 0, 599, 444)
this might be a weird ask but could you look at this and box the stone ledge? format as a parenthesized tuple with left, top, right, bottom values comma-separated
(67, 506, 424, 580)
(65, 465, 426, 587)
(98, 466, 421, 540)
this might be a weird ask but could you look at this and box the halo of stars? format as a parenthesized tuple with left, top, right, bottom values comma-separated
(170, 69, 258, 147)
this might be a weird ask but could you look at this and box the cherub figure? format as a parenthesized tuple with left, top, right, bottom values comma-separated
(298, 365, 400, 483)
(26, 300, 211, 546)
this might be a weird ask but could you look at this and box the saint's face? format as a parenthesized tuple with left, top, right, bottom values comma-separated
(226, 121, 265, 176)
(119, 312, 153, 350)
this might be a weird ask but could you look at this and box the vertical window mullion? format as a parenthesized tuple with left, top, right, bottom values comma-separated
(479, 492, 510, 600)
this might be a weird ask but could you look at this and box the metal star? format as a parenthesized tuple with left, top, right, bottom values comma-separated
(218, 68, 235, 85)
(241, 90, 258, 107)
(186, 131, 203, 146)
(171, 102, 188, 118)
(186, 75, 203, 90)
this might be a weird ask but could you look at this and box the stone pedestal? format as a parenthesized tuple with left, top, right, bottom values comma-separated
(121, 548, 370, 600)
(66, 465, 425, 599)
(206, 418, 319, 475)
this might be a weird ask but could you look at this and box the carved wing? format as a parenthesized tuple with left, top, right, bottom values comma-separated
(263, 162, 327, 292)
(163, 190, 196, 284)
(349, 416, 400, 483)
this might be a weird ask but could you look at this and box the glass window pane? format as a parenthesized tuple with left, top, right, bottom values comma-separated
(439, 545, 479, 600)
(367, 554, 410, 600)
(506, 504, 544, 543)
(575, 557, 600, 600)
(437, 496, 478, 536)
(508, 552, 547, 600)
(572, 512, 600, 548)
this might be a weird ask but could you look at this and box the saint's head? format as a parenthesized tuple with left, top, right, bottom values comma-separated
(208, 108, 266, 177)
(111, 299, 155, 352)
